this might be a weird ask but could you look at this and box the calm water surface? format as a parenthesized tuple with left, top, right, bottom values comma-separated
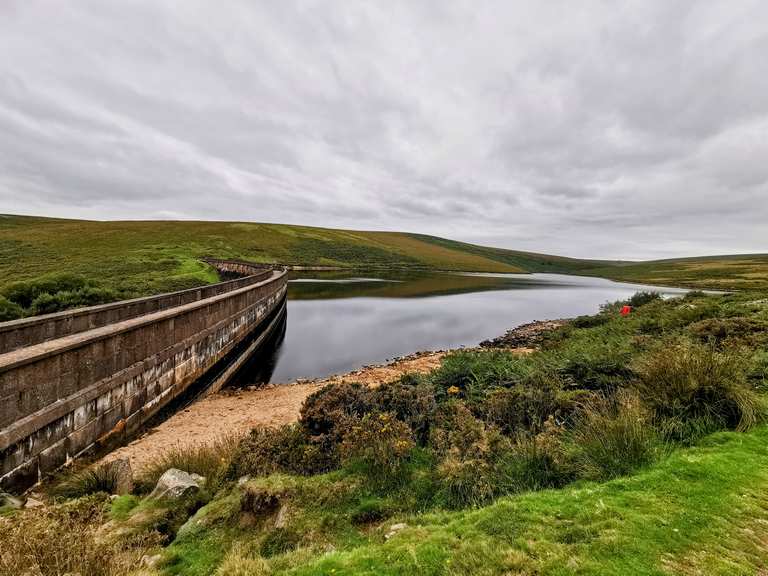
(231, 272, 687, 385)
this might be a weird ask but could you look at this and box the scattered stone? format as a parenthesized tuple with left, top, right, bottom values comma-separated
(385, 522, 407, 540)
(480, 319, 568, 349)
(274, 503, 290, 528)
(237, 475, 251, 486)
(140, 554, 163, 568)
(148, 469, 205, 500)
(24, 497, 44, 509)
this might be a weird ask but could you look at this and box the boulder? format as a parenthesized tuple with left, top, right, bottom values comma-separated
(148, 469, 205, 500)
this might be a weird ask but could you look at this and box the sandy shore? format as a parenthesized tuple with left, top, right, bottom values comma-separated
(100, 319, 561, 473)
(101, 351, 447, 472)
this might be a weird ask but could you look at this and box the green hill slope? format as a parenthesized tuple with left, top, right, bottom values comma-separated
(2, 214, 767, 297)
(583, 254, 768, 291)
(0, 214, 615, 297)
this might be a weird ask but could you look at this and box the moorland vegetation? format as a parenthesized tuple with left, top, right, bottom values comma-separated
(3, 289, 768, 575)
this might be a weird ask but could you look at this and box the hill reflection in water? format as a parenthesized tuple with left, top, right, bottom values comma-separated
(228, 271, 686, 387)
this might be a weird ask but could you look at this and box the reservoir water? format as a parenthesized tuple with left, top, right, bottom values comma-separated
(231, 272, 688, 386)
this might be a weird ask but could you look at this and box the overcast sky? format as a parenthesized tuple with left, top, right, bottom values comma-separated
(0, 1, 766, 259)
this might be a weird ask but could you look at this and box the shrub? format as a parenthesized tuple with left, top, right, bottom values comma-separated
(688, 317, 768, 347)
(482, 372, 578, 435)
(227, 424, 333, 479)
(0, 494, 160, 576)
(429, 350, 532, 401)
(570, 391, 662, 480)
(431, 403, 515, 508)
(0, 296, 22, 321)
(369, 381, 437, 444)
(299, 383, 372, 437)
(29, 286, 118, 315)
(138, 434, 241, 493)
(3, 273, 89, 308)
(53, 462, 124, 499)
(628, 291, 662, 308)
(558, 350, 635, 392)
(340, 412, 415, 487)
(633, 342, 763, 442)
(506, 421, 574, 491)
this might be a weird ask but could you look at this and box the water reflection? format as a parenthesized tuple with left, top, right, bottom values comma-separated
(229, 272, 687, 386)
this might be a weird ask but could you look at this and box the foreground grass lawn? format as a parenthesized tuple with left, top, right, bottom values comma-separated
(280, 427, 768, 576)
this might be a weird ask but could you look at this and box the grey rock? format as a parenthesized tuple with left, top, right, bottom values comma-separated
(148, 469, 205, 500)
(24, 497, 44, 509)
(274, 503, 290, 528)
(385, 522, 407, 540)
(140, 553, 163, 568)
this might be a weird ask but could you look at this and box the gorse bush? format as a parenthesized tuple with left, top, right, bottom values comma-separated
(300, 382, 372, 437)
(227, 424, 333, 479)
(431, 403, 515, 508)
(341, 412, 415, 487)
(571, 391, 662, 480)
(369, 381, 437, 445)
(633, 342, 762, 442)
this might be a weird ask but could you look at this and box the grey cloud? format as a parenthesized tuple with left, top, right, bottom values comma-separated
(0, 0, 766, 258)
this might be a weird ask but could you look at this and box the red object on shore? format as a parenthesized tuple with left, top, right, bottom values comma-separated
(621, 305, 632, 316)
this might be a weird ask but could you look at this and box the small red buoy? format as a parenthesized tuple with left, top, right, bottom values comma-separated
(621, 305, 632, 316)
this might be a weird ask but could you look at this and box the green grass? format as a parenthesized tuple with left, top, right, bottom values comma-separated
(285, 427, 768, 575)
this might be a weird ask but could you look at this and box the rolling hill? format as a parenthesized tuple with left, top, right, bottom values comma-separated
(1, 214, 766, 297)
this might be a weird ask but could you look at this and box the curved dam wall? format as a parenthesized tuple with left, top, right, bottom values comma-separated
(0, 268, 273, 355)
(0, 262, 287, 492)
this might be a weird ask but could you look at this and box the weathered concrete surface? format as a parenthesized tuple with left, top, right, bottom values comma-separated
(0, 261, 287, 492)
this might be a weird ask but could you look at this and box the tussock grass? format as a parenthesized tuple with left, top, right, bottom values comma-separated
(0, 495, 160, 576)
(137, 434, 242, 494)
(52, 462, 124, 499)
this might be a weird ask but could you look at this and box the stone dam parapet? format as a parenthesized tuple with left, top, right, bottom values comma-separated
(0, 260, 287, 492)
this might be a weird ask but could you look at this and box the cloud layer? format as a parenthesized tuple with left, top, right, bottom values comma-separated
(1, 1, 766, 258)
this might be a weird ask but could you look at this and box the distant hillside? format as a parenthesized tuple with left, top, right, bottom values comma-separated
(1, 214, 766, 296)
(0, 215, 616, 297)
(583, 254, 768, 291)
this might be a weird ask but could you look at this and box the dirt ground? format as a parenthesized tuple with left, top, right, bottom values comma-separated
(101, 351, 447, 472)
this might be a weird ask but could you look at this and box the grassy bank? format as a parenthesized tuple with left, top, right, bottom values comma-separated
(3, 288, 768, 575)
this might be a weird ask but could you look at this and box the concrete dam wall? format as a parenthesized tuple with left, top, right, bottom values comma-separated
(0, 261, 288, 492)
